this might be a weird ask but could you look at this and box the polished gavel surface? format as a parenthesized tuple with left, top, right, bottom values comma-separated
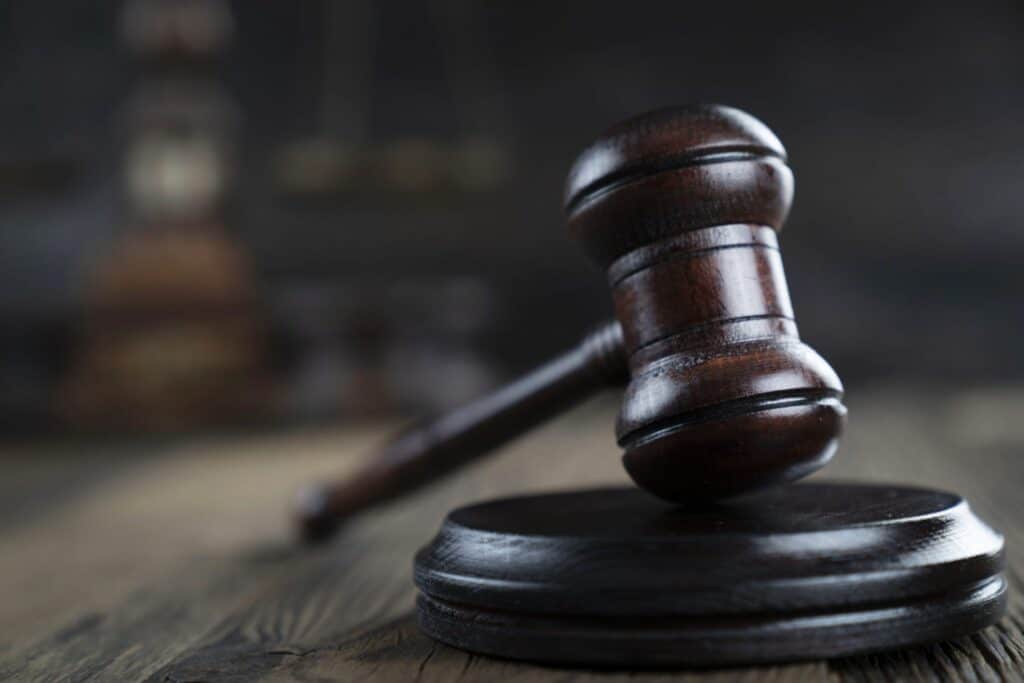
(298, 106, 845, 538)
(565, 104, 845, 500)
(303, 104, 1006, 667)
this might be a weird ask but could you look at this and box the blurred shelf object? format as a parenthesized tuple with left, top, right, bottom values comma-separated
(121, 81, 239, 223)
(273, 0, 510, 200)
(274, 135, 508, 199)
(60, 228, 273, 431)
(272, 277, 501, 423)
(121, 0, 233, 65)
(59, 0, 273, 432)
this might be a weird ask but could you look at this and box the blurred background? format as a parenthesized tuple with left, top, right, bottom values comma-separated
(2, 0, 1022, 435)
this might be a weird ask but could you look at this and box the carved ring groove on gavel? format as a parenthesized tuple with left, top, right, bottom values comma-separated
(297, 105, 846, 541)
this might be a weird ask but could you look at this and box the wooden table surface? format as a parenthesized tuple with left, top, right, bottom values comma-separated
(1, 386, 1023, 682)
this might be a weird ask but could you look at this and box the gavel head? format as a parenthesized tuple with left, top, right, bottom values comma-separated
(565, 105, 846, 502)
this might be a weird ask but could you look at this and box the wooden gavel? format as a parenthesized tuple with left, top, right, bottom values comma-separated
(297, 104, 846, 542)
(296, 321, 628, 541)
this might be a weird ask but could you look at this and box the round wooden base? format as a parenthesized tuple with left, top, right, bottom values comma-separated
(414, 483, 1006, 667)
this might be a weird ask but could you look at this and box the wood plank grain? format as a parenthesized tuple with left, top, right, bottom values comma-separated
(1, 388, 1022, 682)
(1, 556, 290, 682)
(257, 615, 833, 683)
(0, 425, 386, 655)
(152, 399, 633, 682)
(0, 438, 169, 533)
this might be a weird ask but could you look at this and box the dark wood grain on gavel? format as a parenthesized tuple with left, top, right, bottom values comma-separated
(298, 104, 848, 541)
(565, 104, 846, 502)
(296, 322, 627, 541)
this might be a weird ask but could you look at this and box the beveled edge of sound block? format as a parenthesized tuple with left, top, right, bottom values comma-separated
(413, 482, 1007, 667)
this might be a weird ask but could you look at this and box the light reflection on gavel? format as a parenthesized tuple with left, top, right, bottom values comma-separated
(296, 105, 845, 543)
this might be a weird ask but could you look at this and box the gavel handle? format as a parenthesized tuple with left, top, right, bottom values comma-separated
(296, 321, 628, 542)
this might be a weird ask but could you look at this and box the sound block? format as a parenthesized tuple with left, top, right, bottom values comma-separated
(414, 483, 1006, 667)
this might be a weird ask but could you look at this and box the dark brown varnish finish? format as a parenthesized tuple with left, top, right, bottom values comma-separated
(296, 105, 848, 540)
(414, 484, 1007, 667)
(296, 322, 627, 541)
(565, 104, 845, 500)
(412, 105, 1005, 667)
